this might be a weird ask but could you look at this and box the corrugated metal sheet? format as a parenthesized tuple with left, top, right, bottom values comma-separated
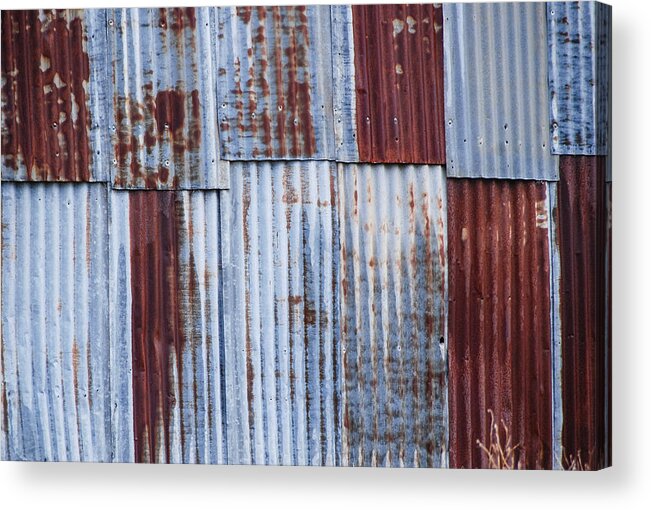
(557, 155, 607, 470)
(338, 163, 448, 468)
(443, 2, 559, 180)
(109, 189, 226, 463)
(221, 161, 340, 465)
(547, 2, 611, 155)
(217, 6, 334, 160)
(332, 4, 446, 164)
(447, 179, 553, 469)
(1, 9, 109, 182)
(1, 183, 111, 461)
(108, 8, 228, 189)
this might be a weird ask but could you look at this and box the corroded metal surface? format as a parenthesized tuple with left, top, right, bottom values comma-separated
(443, 2, 559, 180)
(217, 6, 334, 160)
(338, 163, 448, 468)
(222, 161, 340, 465)
(1, 9, 109, 182)
(109, 8, 228, 189)
(1, 183, 111, 461)
(447, 178, 553, 469)
(557, 155, 607, 469)
(547, 2, 611, 155)
(332, 4, 446, 164)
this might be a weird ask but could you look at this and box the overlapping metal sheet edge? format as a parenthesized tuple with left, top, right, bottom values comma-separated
(217, 6, 335, 161)
(447, 178, 554, 469)
(108, 7, 229, 190)
(443, 2, 559, 180)
(557, 155, 608, 470)
(1, 9, 109, 182)
(109, 189, 226, 464)
(221, 160, 340, 465)
(337, 163, 448, 468)
(1, 182, 111, 461)
(332, 4, 446, 164)
(547, 1, 611, 155)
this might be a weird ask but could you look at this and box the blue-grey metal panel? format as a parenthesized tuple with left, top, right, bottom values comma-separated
(548, 2, 611, 155)
(1, 183, 111, 461)
(337, 163, 448, 468)
(443, 2, 559, 180)
(217, 6, 335, 160)
(109, 189, 226, 464)
(222, 160, 340, 465)
(331, 5, 359, 162)
(108, 7, 228, 189)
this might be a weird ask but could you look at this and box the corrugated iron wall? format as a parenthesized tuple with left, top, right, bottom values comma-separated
(443, 2, 559, 180)
(222, 161, 340, 465)
(217, 6, 334, 160)
(447, 179, 553, 470)
(338, 163, 448, 468)
(1, 3, 611, 470)
(109, 8, 228, 189)
(557, 155, 607, 470)
(333, 4, 446, 164)
(1, 9, 109, 182)
(547, 2, 611, 155)
(1, 183, 111, 461)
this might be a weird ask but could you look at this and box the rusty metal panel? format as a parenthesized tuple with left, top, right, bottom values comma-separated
(217, 6, 334, 160)
(337, 163, 448, 468)
(1, 9, 109, 182)
(605, 181, 611, 466)
(221, 160, 340, 465)
(332, 4, 446, 164)
(443, 2, 559, 180)
(108, 8, 229, 189)
(109, 189, 226, 463)
(1, 183, 111, 461)
(557, 155, 607, 470)
(447, 179, 553, 469)
(547, 2, 611, 155)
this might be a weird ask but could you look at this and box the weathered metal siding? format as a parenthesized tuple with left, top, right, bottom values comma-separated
(1, 9, 109, 182)
(338, 163, 448, 468)
(447, 179, 553, 469)
(332, 4, 445, 164)
(109, 190, 226, 463)
(605, 181, 611, 466)
(108, 8, 228, 189)
(547, 2, 611, 155)
(1, 183, 111, 461)
(217, 6, 334, 160)
(443, 2, 559, 180)
(557, 155, 607, 470)
(222, 161, 340, 465)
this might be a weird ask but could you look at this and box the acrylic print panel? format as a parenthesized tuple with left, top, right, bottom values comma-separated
(1, 2, 611, 470)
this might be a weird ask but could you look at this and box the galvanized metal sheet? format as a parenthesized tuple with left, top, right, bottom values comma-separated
(217, 6, 335, 160)
(447, 179, 553, 469)
(338, 163, 448, 468)
(547, 2, 611, 155)
(110, 189, 226, 463)
(1, 183, 111, 461)
(1, 9, 109, 182)
(221, 160, 340, 465)
(557, 155, 607, 470)
(332, 4, 446, 164)
(108, 8, 228, 189)
(443, 2, 559, 180)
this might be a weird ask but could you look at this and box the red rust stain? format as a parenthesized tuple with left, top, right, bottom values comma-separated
(114, 84, 202, 188)
(2, 10, 91, 181)
(558, 156, 607, 470)
(351, 4, 446, 164)
(161, 8, 196, 33)
(447, 179, 552, 469)
(129, 191, 185, 463)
